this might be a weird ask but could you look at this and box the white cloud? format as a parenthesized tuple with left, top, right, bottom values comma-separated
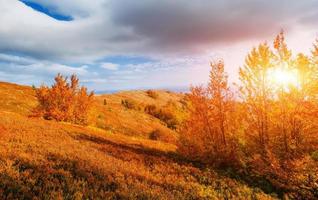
(0, 53, 36, 65)
(1, 0, 318, 90)
(0, 0, 317, 63)
(0, 52, 89, 88)
(100, 62, 119, 70)
(0, 53, 88, 76)
(39, 63, 88, 75)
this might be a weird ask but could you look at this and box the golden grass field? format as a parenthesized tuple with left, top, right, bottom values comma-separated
(94, 90, 182, 139)
(0, 82, 276, 199)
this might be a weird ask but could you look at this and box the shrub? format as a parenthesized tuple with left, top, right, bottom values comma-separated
(146, 90, 159, 99)
(311, 151, 318, 161)
(121, 99, 139, 110)
(157, 109, 178, 130)
(144, 104, 178, 130)
(35, 73, 94, 125)
(148, 129, 177, 144)
(179, 96, 189, 108)
(144, 104, 157, 116)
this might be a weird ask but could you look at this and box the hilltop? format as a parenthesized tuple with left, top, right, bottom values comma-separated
(0, 82, 183, 141)
(0, 82, 37, 115)
(94, 89, 185, 140)
(0, 82, 276, 199)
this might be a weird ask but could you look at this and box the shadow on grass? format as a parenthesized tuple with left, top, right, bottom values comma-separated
(0, 155, 120, 199)
(71, 133, 284, 198)
(72, 133, 196, 166)
(0, 154, 202, 200)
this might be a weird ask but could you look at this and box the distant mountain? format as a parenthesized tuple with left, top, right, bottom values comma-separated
(95, 86, 189, 94)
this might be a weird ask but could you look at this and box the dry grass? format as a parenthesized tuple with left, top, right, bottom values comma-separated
(0, 111, 275, 199)
(0, 83, 179, 141)
(94, 90, 183, 140)
(0, 82, 276, 199)
(102, 90, 184, 107)
(0, 82, 37, 115)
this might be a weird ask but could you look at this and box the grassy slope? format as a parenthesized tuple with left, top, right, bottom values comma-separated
(0, 82, 37, 115)
(94, 90, 181, 139)
(0, 82, 276, 199)
(0, 82, 179, 140)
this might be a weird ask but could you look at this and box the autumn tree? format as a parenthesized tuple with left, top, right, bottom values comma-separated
(239, 42, 274, 153)
(35, 73, 94, 125)
(239, 31, 306, 157)
(272, 31, 293, 156)
(178, 86, 211, 161)
(294, 40, 318, 151)
(238, 32, 318, 191)
(310, 40, 318, 108)
(179, 60, 235, 165)
(179, 31, 318, 198)
(271, 32, 318, 157)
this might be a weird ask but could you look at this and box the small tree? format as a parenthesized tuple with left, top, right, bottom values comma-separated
(35, 73, 94, 125)
(178, 86, 212, 161)
(207, 59, 233, 147)
(179, 60, 235, 166)
(239, 42, 274, 153)
(73, 86, 94, 125)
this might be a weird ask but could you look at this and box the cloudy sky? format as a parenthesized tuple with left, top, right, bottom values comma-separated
(0, 0, 318, 91)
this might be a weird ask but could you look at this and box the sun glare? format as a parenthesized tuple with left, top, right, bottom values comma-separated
(267, 67, 299, 90)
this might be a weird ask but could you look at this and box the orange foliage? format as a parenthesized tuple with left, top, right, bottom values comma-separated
(144, 103, 180, 130)
(179, 31, 318, 198)
(35, 73, 94, 125)
(239, 31, 318, 157)
(0, 111, 273, 199)
(179, 60, 238, 166)
(146, 89, 159, 99)
(0, 32, 318, 199)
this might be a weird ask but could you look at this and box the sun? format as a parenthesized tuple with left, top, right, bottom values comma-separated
(267, 67, 299, 90)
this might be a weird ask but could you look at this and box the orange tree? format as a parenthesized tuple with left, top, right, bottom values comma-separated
(179, 60, 236, 166)
(35, 73, 94, 125)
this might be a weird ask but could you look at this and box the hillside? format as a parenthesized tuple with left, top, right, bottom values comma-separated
(0, 82, 37, 115)
(0, 82, 276, 199)
(0, 82, 183, 141)
(94, 90, 185, 140)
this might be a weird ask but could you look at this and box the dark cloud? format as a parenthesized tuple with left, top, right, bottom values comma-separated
(2, 0, 318, 61)
(110, 0, 318, 53)
(1, 0, 318, 90)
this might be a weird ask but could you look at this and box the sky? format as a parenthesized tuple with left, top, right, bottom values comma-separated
(0, 0, 318, 92)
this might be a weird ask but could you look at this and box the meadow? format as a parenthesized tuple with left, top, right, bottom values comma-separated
(0, 82, 274, 199)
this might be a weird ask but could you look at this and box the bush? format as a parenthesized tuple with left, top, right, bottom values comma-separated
(144, 104, 178, 130)
(144, 104, 157, 116)
(121, 99, 139, 110)
(311, 151, 318, 161)
(35, 74, 94, 125)
(146, 90, 159, 99)
(148, 129, 177, 144)
(157, 109, 178, 130)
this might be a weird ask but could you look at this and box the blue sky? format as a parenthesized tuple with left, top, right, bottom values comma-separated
(0, 1, 317, 91)
(20, 0, 73, 21)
